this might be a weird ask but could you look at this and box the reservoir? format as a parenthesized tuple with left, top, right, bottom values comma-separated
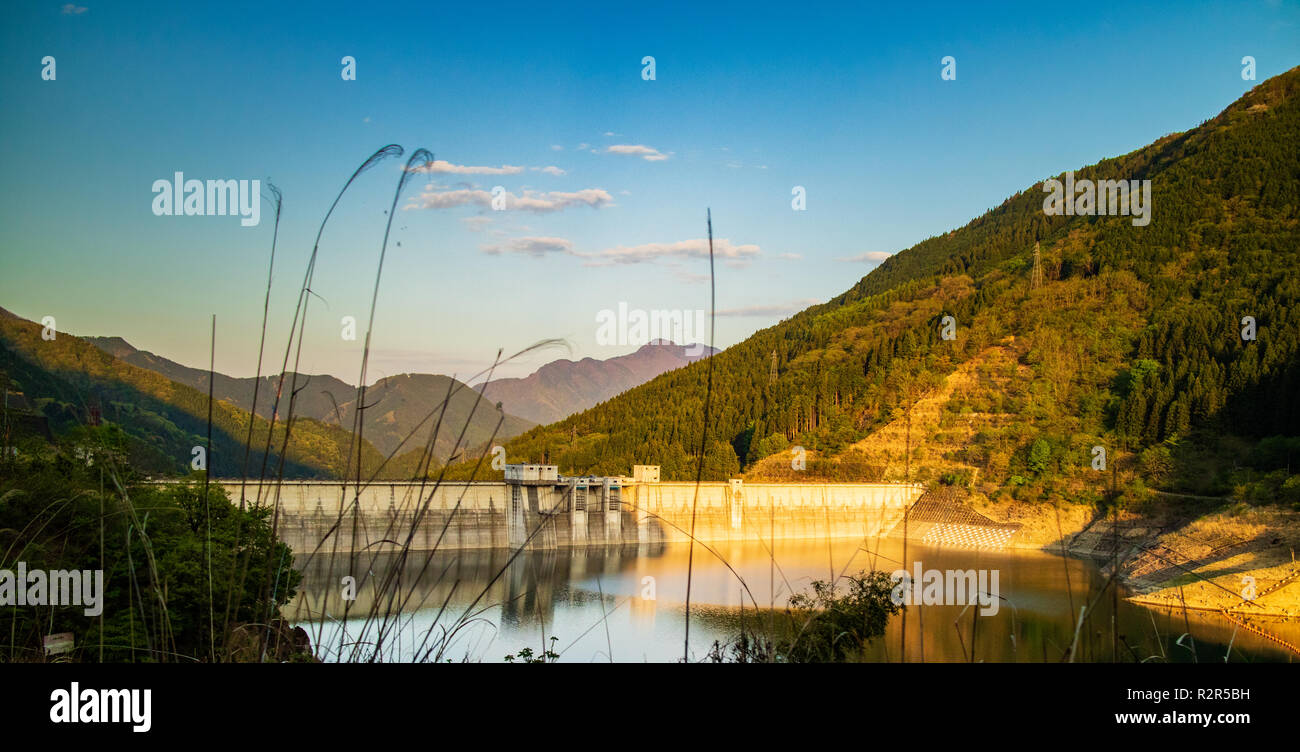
(287, 538, 1299, 663)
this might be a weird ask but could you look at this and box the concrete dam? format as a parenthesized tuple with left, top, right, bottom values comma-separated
(218, 465, 927, 555)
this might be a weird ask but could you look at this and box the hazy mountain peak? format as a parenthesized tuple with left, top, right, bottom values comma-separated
(474, 341, 719, 425)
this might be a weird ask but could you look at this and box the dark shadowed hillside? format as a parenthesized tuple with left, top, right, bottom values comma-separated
(332, 372, 534, 459)
(85, 336, 354, 424)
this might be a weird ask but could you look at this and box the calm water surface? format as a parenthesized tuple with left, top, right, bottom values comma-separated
(289, 539, 1298, 663)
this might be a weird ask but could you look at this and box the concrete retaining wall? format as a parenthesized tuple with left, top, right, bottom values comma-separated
(218, 480, 926, 554)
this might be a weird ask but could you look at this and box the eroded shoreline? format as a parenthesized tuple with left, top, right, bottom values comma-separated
(978, 497, 1300, 621)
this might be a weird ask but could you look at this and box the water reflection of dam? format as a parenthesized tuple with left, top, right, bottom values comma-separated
(218, 464, 926, 555)
(289, 543, 664, 623)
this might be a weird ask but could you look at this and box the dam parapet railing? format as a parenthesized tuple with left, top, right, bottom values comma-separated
(204, 467, 928, 554)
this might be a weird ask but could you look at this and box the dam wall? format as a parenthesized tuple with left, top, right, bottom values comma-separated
(217, 479, 927, 555)
(625, 481, 923, 546)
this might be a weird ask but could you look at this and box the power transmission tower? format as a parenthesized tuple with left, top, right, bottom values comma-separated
(769, 350, 778, 384)
(1031, 241, 1044, 289)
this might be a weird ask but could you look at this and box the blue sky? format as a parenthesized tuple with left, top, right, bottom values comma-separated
(1, 0, 1297, 383)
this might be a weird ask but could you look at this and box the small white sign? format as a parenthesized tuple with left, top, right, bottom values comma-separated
(43, 632, 75, 655)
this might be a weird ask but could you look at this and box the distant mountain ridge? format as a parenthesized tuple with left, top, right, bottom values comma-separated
(473, 341, 718, 425)
(85, 335, 353, 424)
(79, 336, 719, 461)
(0, 307, 385, 478)
(82, 336, 534, 459)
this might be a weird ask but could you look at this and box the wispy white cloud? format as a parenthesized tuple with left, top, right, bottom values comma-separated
(578, 238, 759, 266)
(480, 236, 573, 257)
(836, 250, 892, 263)
(408, 160, 524, 176)
(404, 187, 612, 213)
(477, 235, 762, 269)
(532, 165, 567, 176)
(61, 3, 88, 14)
(606, 144, 670, 162)
(776, 252, 803, 260)
(716, 299, 821, 318)
(550, 144, 564, 151)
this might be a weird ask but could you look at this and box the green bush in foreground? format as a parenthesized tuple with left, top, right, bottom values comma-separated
(708, 570, 901, 663)
(1, 430, 301, 662)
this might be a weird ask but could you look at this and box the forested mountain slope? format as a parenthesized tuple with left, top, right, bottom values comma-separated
(487, 67, 1300, 501)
